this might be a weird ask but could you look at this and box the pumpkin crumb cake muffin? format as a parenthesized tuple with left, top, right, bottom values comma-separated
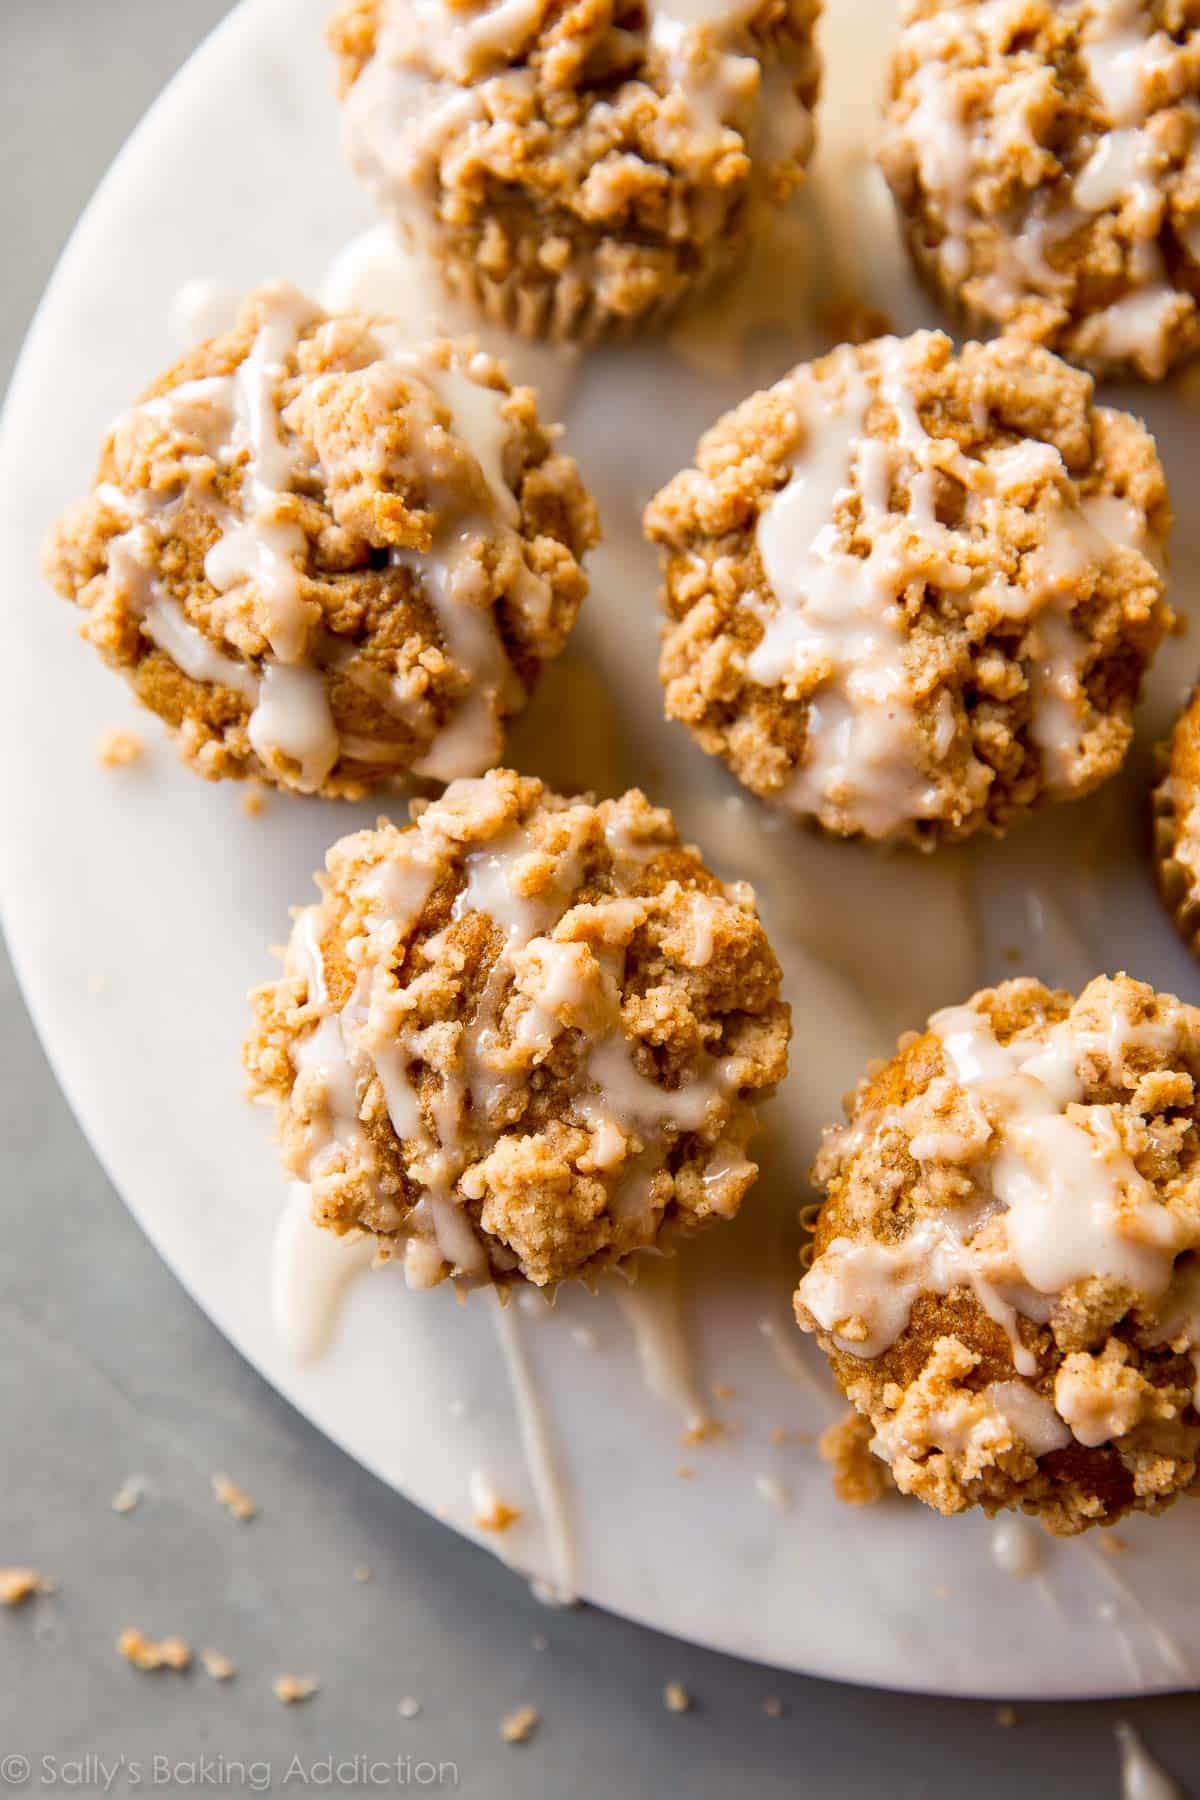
(327, 0, 820, 341)
(1153, 686, 1200, 953)
(644, 329, 1170, 848)
(45, 283, 597, 798)
(879, 0, 1200, 381)
(245, 768, 791, 1288)
(795, 974, 1200, 1534)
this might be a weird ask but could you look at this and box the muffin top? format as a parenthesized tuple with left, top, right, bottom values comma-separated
(879, 0, 1200, 379)
(329, 0, 819, 316)
(796, 974, 1200, 1531)
(245, 768, 791, 1288)
(645, 330, 1170, 847)
(45, 283, 597, 795)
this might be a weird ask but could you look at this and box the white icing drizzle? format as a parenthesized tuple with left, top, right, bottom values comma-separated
(271, 1182, 377, 1361)
(989, 1515, 1042, 1577)
(612, 1257, 711, 1434)
(104, 288, 542, 788)
(749, 339, 1141, 839)
(491, 1291, 578, 1604)
(895, 0, 1197, 373)
(798, 985, 1199, 1449)
(1115, 1724, 1184, 1800)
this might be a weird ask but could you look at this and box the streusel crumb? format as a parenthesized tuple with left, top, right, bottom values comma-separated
(202, 1649, 236, 1681)
(245, 767, 790, 1289)
(0, 1569, 47, 1607)
(819, 1409, 895, 1507)
(273, 1673, 320, 1704)
(880, 0, 1200, 380)
(796, 974, 1200, 1532)
(46, 283, 597, 797)
(1153, 686, 1200, 955)
(118, 1628, 192, 1672)
(328, 0, 820, 342)
(645, 330, 1170, 847)
(96, 726, 143, 768)
(212, 1474, 258, 1521)
(500, 1704, 540, 1744)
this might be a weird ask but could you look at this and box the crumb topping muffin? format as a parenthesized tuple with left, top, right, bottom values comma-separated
(1153, 683, 1200, 952)
(795, 973, 1200, 1533)
(644, 330, 1170, 848)
(328, 0, 820, 341)
(879, 0, 1200, 381)
(245, 768, 791, 1288)
(45, 283, 597, 797)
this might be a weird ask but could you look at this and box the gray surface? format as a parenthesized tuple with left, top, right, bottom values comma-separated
(0, 1, 1196, 1793)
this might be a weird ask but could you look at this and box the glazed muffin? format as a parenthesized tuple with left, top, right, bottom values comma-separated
(327, 0, 821, 342)
(1153, 684, 1200, 952)
(796, 974, 1200, 1534)
(245, 768, 791, 1288)
(879, 0, 1200, 381)
(45, 283, 597, 797)
(644, 330, 1170, 848)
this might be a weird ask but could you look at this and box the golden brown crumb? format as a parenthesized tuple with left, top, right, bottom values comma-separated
(201, 1649, 236, 1681)
(680, 1419, 725, 1449)
(111, 1479, 144, 1515)
(1097, 1533, 1129, 1555)
(472, 1494, 522, 1534)
(500, 1705, 540, 1744)
(96, 726, 143, 768)
(996, 1706, 1018, 1728)
(353, 1564, 371, 1582)
(242, 781, 267, 818)
(0, 1568, 46, 1607)
(118, 1627, 192, 1672)
(819, 1411, 895, 1508)
(273, 1673, 319, 1705)
(663, 1682, 692, 1714)
(212, 1474, 257, 1522)
(762, 1696, 785, 1718)
(711, 1382, 735, 1400)
(676, 1465, 696, 1480)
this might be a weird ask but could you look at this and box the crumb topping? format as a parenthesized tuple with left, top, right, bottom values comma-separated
(645, 330, 1170, 846)
(500, 1704, 541, 1743)
(796, 974, 1200, 1531)
(245, 767, 789, 1288)
(880, 0, 1200, 379)
(118, 1627, 192, 1672)
(96, 726, 143, 768)
(46, 283, 596, 795)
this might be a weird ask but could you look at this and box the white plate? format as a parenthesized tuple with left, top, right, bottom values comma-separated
(3, 0, 1200, 1700)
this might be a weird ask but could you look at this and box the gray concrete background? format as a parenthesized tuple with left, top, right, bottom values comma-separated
(1, 2, 1196, 1793)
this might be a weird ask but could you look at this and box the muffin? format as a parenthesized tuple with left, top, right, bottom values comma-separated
(879, 0, 1200, 381)
(644, 330, 1170, 848)
(1153, 684, 1200, 952)
(327, 0, 821, 342)
(45, 283, 597, 797)
(245, 767, 791, 1288)
(795, 973, 1200, 1533)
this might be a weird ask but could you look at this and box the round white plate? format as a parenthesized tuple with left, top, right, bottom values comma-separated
(4, 0, 1200, 1700)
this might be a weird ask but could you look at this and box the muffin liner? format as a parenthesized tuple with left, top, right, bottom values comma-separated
(440, 248, 695, 347)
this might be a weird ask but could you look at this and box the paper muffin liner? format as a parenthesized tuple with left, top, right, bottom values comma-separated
(440, 249, 693, 347)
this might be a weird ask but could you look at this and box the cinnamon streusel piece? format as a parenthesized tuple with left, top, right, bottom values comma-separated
(245, 768, 790, 1288)
(645, 330, 1170, 847)
(796, 973, 1200, 1533)
(328, 0, 821, 341)
(46, 283, 597, 797)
